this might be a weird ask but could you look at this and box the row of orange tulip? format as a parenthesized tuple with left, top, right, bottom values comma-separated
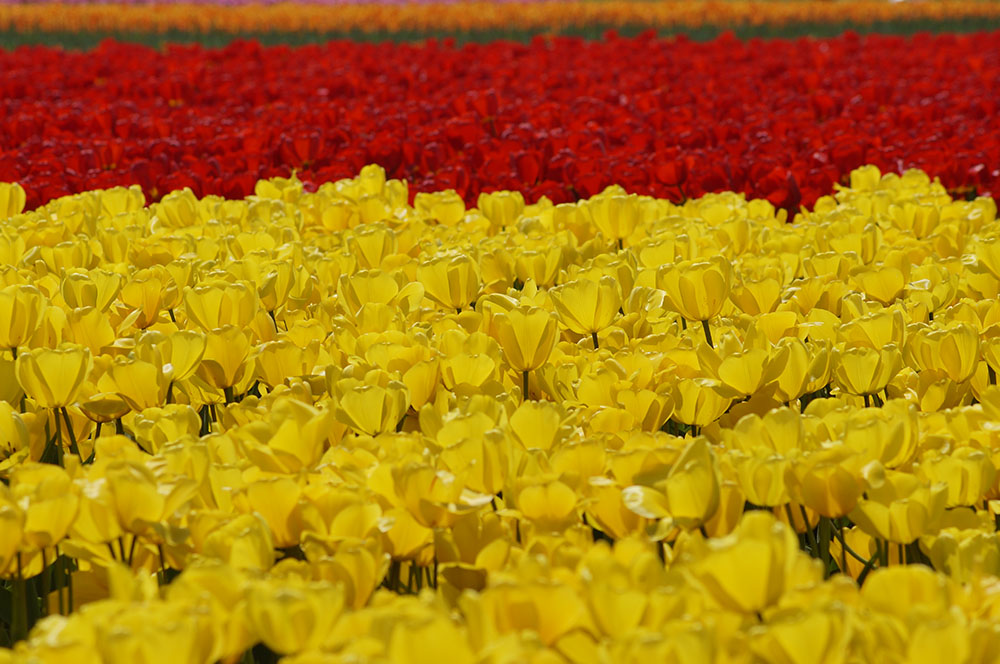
(2, 0, 1000, 35)
(1, 165, 1000, 662)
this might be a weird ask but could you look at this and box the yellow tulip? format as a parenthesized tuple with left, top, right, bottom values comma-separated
(516, 479, 579, 532)
(105, 357, 170, 411)
(183, 281, 259, 331)
(196, 326, 251, 395)
(0, 284, 46, 350)
(585, 192, 641, 248)
(0, 182, 26, 217)
(623, 438, 720, 530)
(477, 190, 525, 230)
(906, 322, 979, 383)
(832, 344, 903, 399)
(200, 513, 275, 572)
(415, 190, 466, 226)
(850, 470, 948, 544)
(9, 462, 79, 549)
(417, 253, 481, 312)
(657, 255, 732, 324)
(687, 511, 811, 615)
(550, 277, 621, 347)
(917, 447, 996, 508)
(673, 377, 733, 428)
(15, 344, 93, 409)
(60, 269, 122, 312)
(493, 305, 559, 377)
(0, 484, 24, 576)
(332, 379, 409, 436)
(749, 606, 850, 664)
(785, 445, 864, 519)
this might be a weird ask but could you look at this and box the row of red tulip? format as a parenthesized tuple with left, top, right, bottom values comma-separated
(1, 31, 998, 212)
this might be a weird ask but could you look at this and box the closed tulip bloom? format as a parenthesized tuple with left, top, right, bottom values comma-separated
(415, 189, 466, 226)
(0, 284, 46, 351)
(477, 190, 524, 230)
(917, 447, 996, 508)
(749, 607, 851, 664)
(833, 344, 903, 397)
(333, 379, 409, 436)
(183, 281, 259, 331)
(493, 305, 558, 373)
(673, 377, 733, 428)
(906, 322, 979, 383)
(15, 344, 92, 409)
(60, 270, 122, 312)
(688, 511, 807, 615)
(196, 326, 251, 393)
(585, 192, 641, 248)
(10, 462, 79, 548)
(657, 256, 733, 322)
(417, 253, 481, 312)
(517, 479, 580, 531)
(550, 277, 621, 345)
(0, 182, 26, 217)
(105, 357, 170, 411)
(623, 438, 720, 530)
(849, 470, 948, 544)
(785, 445, 864, 519)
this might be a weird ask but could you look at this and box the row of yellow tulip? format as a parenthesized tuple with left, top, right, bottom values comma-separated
(1, 165, 1000, 662)
(2, 0, 1000, 36)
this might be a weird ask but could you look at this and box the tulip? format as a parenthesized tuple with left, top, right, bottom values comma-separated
(850, 470, 948, 544)
(105, 357, 170, 412)
(0, 284, 46, 352)
(623, 438, 720, 531)
(417, 253, 481, 312)
(906, 322, 980, 383)
(347, 222, 398, 269)
(415, 190, 466, 226)
(0, 182, 26, 217)
(492, 305, 558, 394)
(585, 192, 641, 249)
(657, 256, 732, 346)
(477, 190, 525, 231)
(15, 344, 92, 409)
(549, 277, 621, 348)
(688, 511, 812, 615)
(917, 447, 996, 508)
(672, 377, 733, 429)
(196, 326, 252, 397)
(832, 344, 903, 401)
(183, 281, 259, 331)
(785, 445, 865, 519)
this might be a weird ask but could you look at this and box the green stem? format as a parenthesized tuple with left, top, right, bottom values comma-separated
(61, 408, 84, 463)
(798, 505, 818, 556)
(818, 517, 832, 575)
(701, 319, 713, 348)
(223, 386, 236, 404)
(39, 548, 49, 617)
(522, 370, 530, 401)
(52, 407, 64, 467)
(12, 553, 27, 642)
(989, 366, 997, 386)
(591, 331, 599, 349)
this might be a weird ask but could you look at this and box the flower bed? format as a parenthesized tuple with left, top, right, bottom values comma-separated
(1, 162, 1000, 660)
(1, 32, 999, 214)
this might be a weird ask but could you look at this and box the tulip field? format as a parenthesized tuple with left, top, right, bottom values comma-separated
(4, 1, 1000, 663)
